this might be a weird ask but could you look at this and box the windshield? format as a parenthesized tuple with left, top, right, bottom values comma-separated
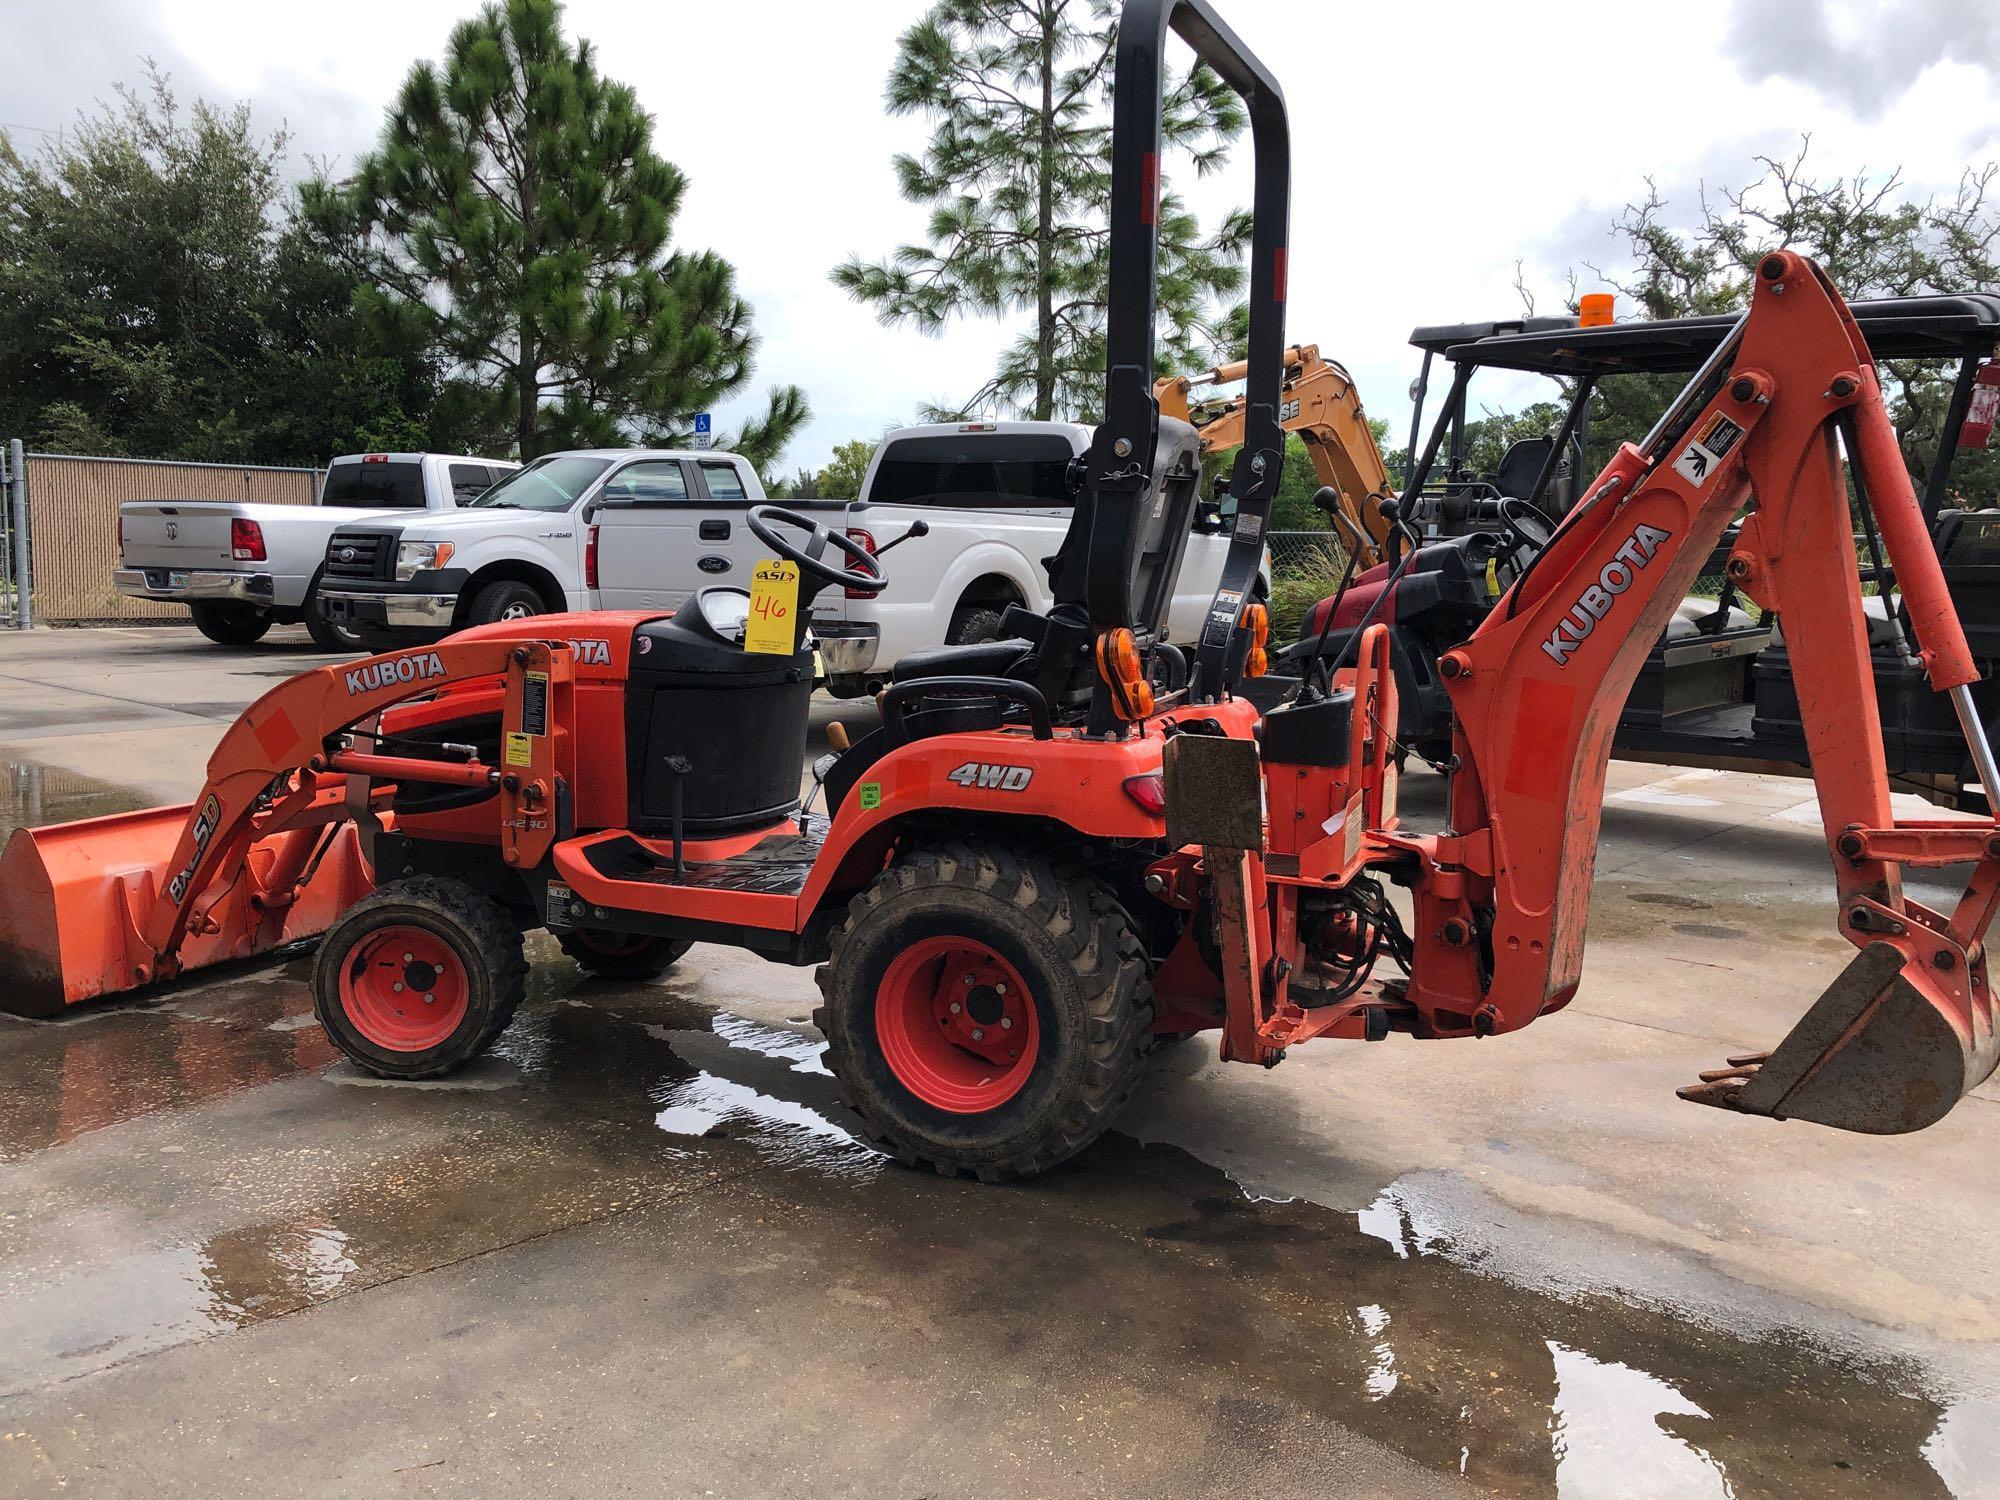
(468, 455, 612, 512)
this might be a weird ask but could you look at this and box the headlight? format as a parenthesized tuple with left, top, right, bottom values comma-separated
(394, 542, 454, 580)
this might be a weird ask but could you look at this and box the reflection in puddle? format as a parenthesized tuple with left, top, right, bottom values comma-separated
(0, 757, 149, 845)
(1547, 1342, 1733, 1499)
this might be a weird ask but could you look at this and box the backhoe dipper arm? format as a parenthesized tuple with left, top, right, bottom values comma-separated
(1160, 345, 1398, 567)
(136, 639, 570, 982)
(1401, 251, 2000, 1133)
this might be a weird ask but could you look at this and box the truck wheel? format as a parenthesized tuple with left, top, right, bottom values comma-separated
(189, 602, 273, 646)
(558, 929, 692, 981)
(947, 605, 1006, 646)
(302, 572, 361, 651)
(815, 843, 1154, 1181)
(466, 579, 549, 626)
(312, 876, 526, 1080)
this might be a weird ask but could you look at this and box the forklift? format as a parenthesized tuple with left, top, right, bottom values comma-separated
(6, 0, 2000, 1181)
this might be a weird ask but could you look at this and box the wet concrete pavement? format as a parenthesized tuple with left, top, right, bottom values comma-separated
(2, 627, 1999, 1496)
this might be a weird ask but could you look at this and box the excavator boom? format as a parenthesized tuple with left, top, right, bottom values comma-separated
(1172, 252, 2000, 1136)
(1159, 344, 1398, 567)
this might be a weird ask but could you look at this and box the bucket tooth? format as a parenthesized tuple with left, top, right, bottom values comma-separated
(1679, 940, 2000, 1135)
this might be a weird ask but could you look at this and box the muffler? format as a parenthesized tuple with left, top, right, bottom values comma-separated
(1679, 941, 2000, 1134)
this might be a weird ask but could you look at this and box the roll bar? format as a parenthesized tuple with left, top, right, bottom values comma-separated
(1086, 0, 1291, 703)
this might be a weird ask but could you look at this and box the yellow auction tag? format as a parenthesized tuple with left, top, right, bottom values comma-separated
(745, 558, 801, 655)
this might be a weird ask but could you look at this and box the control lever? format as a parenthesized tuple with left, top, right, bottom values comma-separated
(873, 518, 931, 556)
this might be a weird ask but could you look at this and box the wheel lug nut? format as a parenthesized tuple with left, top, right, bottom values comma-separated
(424, 993, 435, 1004)
(1000, 1017, 1012, 1030)
(972, 1029, 984, 1041)
(403, 953, 413, 962)
(393, 982, 405, 993)
(995, 983, 1007, 995)
(963, 974, 975, 986)
(949, 1002, 962, 1014)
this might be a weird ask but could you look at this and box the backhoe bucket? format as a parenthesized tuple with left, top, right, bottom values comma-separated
(0, 804, 369, 1019)
(1679, 941, 2000, 1134)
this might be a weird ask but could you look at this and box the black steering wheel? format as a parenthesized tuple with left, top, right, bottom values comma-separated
(745, 504, 887, 594)
(1497, 497, 1554, 556)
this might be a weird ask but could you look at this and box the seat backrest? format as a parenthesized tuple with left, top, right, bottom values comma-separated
(1043, 415, 1204, 641)
(1495, 437, 1556, 503)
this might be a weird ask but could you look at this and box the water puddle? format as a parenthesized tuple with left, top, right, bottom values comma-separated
(0, 952, 1991, 1496)
(0, 756, 149, 845)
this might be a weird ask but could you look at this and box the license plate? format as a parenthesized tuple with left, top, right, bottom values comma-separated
(167, 571, 189, 588)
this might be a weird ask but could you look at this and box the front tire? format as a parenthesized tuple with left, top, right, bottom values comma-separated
(466, 579, 549, 627)
(190, 601, 273, 646)
(558, 928, 691, 981)
(303, 571, 362, 651)
(313, 876, 526, 1080)
(815, 843, 1153, 1181)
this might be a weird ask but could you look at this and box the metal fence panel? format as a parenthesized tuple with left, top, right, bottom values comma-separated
(21, 454, 319, 624)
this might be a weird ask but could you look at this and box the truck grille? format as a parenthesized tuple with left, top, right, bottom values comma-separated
(325, 530, 396, 581)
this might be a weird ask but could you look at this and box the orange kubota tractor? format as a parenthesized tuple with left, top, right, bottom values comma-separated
(4, 0, 1998, 1175)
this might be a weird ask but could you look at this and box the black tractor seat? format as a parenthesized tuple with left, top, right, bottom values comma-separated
(890, 638, 1036, 684)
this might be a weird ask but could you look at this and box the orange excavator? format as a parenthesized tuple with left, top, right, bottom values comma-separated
(2, 0, 1995, 1175)
(1157, 343, 1399, 568)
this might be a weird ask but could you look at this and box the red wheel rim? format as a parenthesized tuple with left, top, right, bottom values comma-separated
(339, 925, 470, 1052)
(876, 935, 1040, 1113)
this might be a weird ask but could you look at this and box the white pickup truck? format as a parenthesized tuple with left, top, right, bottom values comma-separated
(116, 452, 518, 647)
(811, 421, 1259, 697)
(317, 426, 1260, 683)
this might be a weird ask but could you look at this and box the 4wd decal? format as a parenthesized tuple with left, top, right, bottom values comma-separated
(166, 795, 222, 906)
(947, 761, 1034, 792)
(1539, 524, 1673, 666)
(344, 651, 447, 696)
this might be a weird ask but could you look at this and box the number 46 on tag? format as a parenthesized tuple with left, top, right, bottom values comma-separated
(745, 558, 801, 655)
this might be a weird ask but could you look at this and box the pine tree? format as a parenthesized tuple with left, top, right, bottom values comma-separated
(305, 0, 805, 467)
(833, 0, 1248, 422)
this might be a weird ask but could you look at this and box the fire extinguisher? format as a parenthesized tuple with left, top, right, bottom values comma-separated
(1963, 361, 2000, 450)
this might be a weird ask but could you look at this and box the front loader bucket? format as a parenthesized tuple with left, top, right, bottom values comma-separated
(0, 805, 369, 1018)
(1679, 942, 2000, 1134)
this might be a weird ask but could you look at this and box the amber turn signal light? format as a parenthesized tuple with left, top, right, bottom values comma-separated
(1094, 628, 1155, 720)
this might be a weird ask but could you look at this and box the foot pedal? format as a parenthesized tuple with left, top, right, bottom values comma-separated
(1678, 941, 2000, 1135)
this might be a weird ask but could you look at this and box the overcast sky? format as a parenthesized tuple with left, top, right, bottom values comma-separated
(4, 0, 1996, 470)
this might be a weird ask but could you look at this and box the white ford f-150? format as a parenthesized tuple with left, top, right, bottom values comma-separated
(115, 452, 519, 647)
(317, 427, 1263, 683)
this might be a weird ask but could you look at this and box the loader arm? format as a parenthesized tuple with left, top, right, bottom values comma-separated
(1397, 251, 2000, 1131)
(0, 639, 569, 1013)
(1158, 344, 1398, 566)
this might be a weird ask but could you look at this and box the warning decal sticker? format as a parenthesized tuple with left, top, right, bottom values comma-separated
(1672, 412, 1745, 488)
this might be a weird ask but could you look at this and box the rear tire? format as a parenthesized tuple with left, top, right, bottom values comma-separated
(946, 605, 1007, 646)
(313, 876, 526, 1080)
(466, 579, 550, 627)
(190, 602, 273, 646)
(303, 572, 362, 651)
(815, 843, 1153, 1181)
(558, 929, 692, 981)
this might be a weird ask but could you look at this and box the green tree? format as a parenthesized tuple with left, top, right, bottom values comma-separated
(305, 0, 805, 467)
(815, 439, 880, 500)
(834, 0, 1248, 422)
(0, 71, 432, 463)
(1536, 143, 2000, 500)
